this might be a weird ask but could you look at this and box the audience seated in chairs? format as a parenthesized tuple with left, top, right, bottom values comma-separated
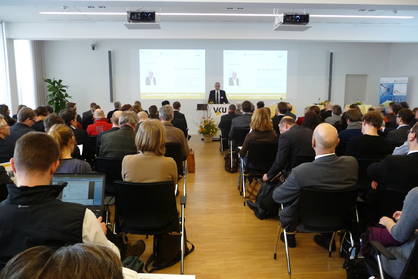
(0, 104, 15, 126)
(0, 115, 14, 163)
(172, 101, 188, 138)
(159, 105, 189, 161)
(0, 244, 130, 279)
(81, 102, 99, 130)
(346, 111, 395, 159)
(302, 111, 322, 131)
(122, 119, 178, 185)
(87, 109, 112, 136)
(263, 116, 315, 182)
(239, 108, 277, 169)
(386, 108, 415, 147)
(366, 187, 418, 279)
(273, 123, 358, 248)
(272, 102, 289, 136)
(320, 101, 333, 122)
(99, 111, 137, 158)
(107, 101, 121, 121)
(148, 105, 159, 119)
(60, 108, 87, 153)
(336, 109, 363, 155)
(48, 124, 92, 174)
(32, 106, 49, 132)
(0, 132, 118, 269)
(324, 105, 342, 126)
(137, 111, 148, 126)
(218, 104, 239, 150)
(385, 102, 402, 131)
(229, 100, 254, 139)
(97, 110, 122, 153)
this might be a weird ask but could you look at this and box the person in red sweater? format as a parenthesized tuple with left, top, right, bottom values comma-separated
(86, 109, 112, 136)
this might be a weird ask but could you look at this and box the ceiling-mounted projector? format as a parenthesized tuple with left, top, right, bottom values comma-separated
(124, 11, 161, 30)
(273, 13, 311, 31)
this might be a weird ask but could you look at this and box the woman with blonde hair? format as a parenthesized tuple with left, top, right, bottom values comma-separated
(239, 107, 277, 158)
(122, 119, 177, 185)
(48, 124, 92, 174)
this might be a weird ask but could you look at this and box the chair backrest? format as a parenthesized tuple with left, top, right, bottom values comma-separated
(83, 136, 97, 163)
(95, 157, 123, 195)
(165, 142, 184, 175)
(230, 127, 250, 147)
(114, 180, 178, 235)
(400, 238, 418, 279)
(246, 141, 278, 172)
(298, 187, 358, 232)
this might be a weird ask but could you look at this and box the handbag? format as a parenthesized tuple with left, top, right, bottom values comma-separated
(246, 178, 262, 201)
(187, 149, 195, 173)
(145, 228, 195, 272)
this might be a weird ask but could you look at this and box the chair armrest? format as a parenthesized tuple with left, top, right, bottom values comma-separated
(369, 241, 397, 260)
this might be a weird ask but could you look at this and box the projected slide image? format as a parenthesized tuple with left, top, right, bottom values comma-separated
(224, 50, 288, 100)
(139, 49, 205, 99)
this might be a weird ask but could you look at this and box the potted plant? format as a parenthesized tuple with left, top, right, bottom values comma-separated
(198, 117, 218, 142)
(45, 78, 71, 113)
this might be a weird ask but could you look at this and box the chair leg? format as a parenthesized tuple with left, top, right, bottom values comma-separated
(241, 160, 246, 206)
(283, 228, 292, 275)
(273, 226, 282, 260)
(180, 204, 185, 274)
(340, 232, 347, 255)
(230, 141, 233, 170)
(376, 254, 385, 279)
(329, 231, 336, 257)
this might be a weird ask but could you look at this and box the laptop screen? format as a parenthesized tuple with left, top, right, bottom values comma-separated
(52, 174, 105, 207)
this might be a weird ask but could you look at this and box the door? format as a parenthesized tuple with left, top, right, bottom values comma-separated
(344, 74, 368, 106)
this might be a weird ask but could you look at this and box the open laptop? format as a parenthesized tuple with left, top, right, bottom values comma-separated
(52, 174, 105, 218)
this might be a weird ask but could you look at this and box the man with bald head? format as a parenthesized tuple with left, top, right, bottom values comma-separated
(273, 123, 358, 247)
(86, 109, 113, 136)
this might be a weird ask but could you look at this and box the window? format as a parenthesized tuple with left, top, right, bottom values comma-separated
(14, 40, 36, 109)
(0, 22, 11, 109)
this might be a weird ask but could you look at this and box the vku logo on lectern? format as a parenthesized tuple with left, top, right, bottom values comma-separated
(213, 107, 227, 114)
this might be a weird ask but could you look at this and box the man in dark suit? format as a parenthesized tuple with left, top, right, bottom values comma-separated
(263, 117, 315, 182)
(172, 101, 188, 138)
(99, 111, 137, 158)
(386, 108, 415, 147)
(368, 123, 418, 194)
(272, 102, 290, 136)
(228, 101, 253, 139)
(273, 123, 358, 247)
(106, 101, 121, 121)
(9, 108, 35, 149)
(208, 82, 228, 104)
(82, 102, 98, 130)
(97, 110, 121, 153)
(218, 104, 239, 150)
(0, 115, 13, 162)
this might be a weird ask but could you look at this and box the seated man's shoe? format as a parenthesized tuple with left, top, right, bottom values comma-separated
(280, 232, 296, 248)
(313, 234, 336, 251)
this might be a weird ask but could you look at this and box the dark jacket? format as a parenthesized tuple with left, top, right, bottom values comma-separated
(0, 136, 15, 163)
(172, 111, 188, 138)
(267, 125, 315, 179)
(386, 126, 410, 147)
(336, 122, 363, 155)
(218, 112, 239, 139)
(208, 90, 228, 104)
(9, 123, 34, 150)
(0, 184, 85, 269)
(272, 114, 285, 136)
(367, 152, 418, 193)
(345, 134, 395, 160)
(99, 126, 137, 158)
(96, 127, 119, 153)
(0, 166, 12, 202)
(273, 154, 358, 229)
(81, 110, 94, 130)
(239, 130, 277, 157)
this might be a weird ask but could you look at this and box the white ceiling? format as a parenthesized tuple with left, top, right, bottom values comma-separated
(1, 0, 418, 42)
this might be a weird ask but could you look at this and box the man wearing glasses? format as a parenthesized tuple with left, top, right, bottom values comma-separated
(386, 108, 415, 147)
(9, 107, 36, 150)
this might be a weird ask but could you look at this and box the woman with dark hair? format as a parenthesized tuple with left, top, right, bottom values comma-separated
(33, 106, 49, 132)
(0, 105, 16, 126)
(302, 111, 322, 130)
(148, 105, 159, 119)
(121, 104, 132, 112)
(385, 102, 402, 130)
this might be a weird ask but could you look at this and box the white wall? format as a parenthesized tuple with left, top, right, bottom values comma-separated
(40, 39, 391, 134)
(387, 43, 418, 108)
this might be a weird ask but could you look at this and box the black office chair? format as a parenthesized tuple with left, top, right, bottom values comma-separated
(368, 238, 418, 279)
(238, 141, 277, 205)
(165, 142, 184, 176)
(94, 157, 123, 195)
(83, 136, 98, 164)
(274, 187, 359, 275)
(113, 180, 188, 274)
(228, 127, 250, 170)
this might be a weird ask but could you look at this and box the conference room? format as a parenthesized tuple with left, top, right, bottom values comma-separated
(1, 1, 418, 278)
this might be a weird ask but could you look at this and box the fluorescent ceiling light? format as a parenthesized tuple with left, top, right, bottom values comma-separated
(39, 11, 415, 19)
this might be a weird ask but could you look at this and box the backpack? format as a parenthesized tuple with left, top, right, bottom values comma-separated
(224, 150, 238, 173)
(247, 181, 280, 220)
(145, 228, 195, 272)
(342, 233, 369, 279)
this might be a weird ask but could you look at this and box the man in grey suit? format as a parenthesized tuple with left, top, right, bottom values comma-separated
(273, 123, 358, 247)
(228, 100, 254, 138)
(99, 111, 138, 158)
